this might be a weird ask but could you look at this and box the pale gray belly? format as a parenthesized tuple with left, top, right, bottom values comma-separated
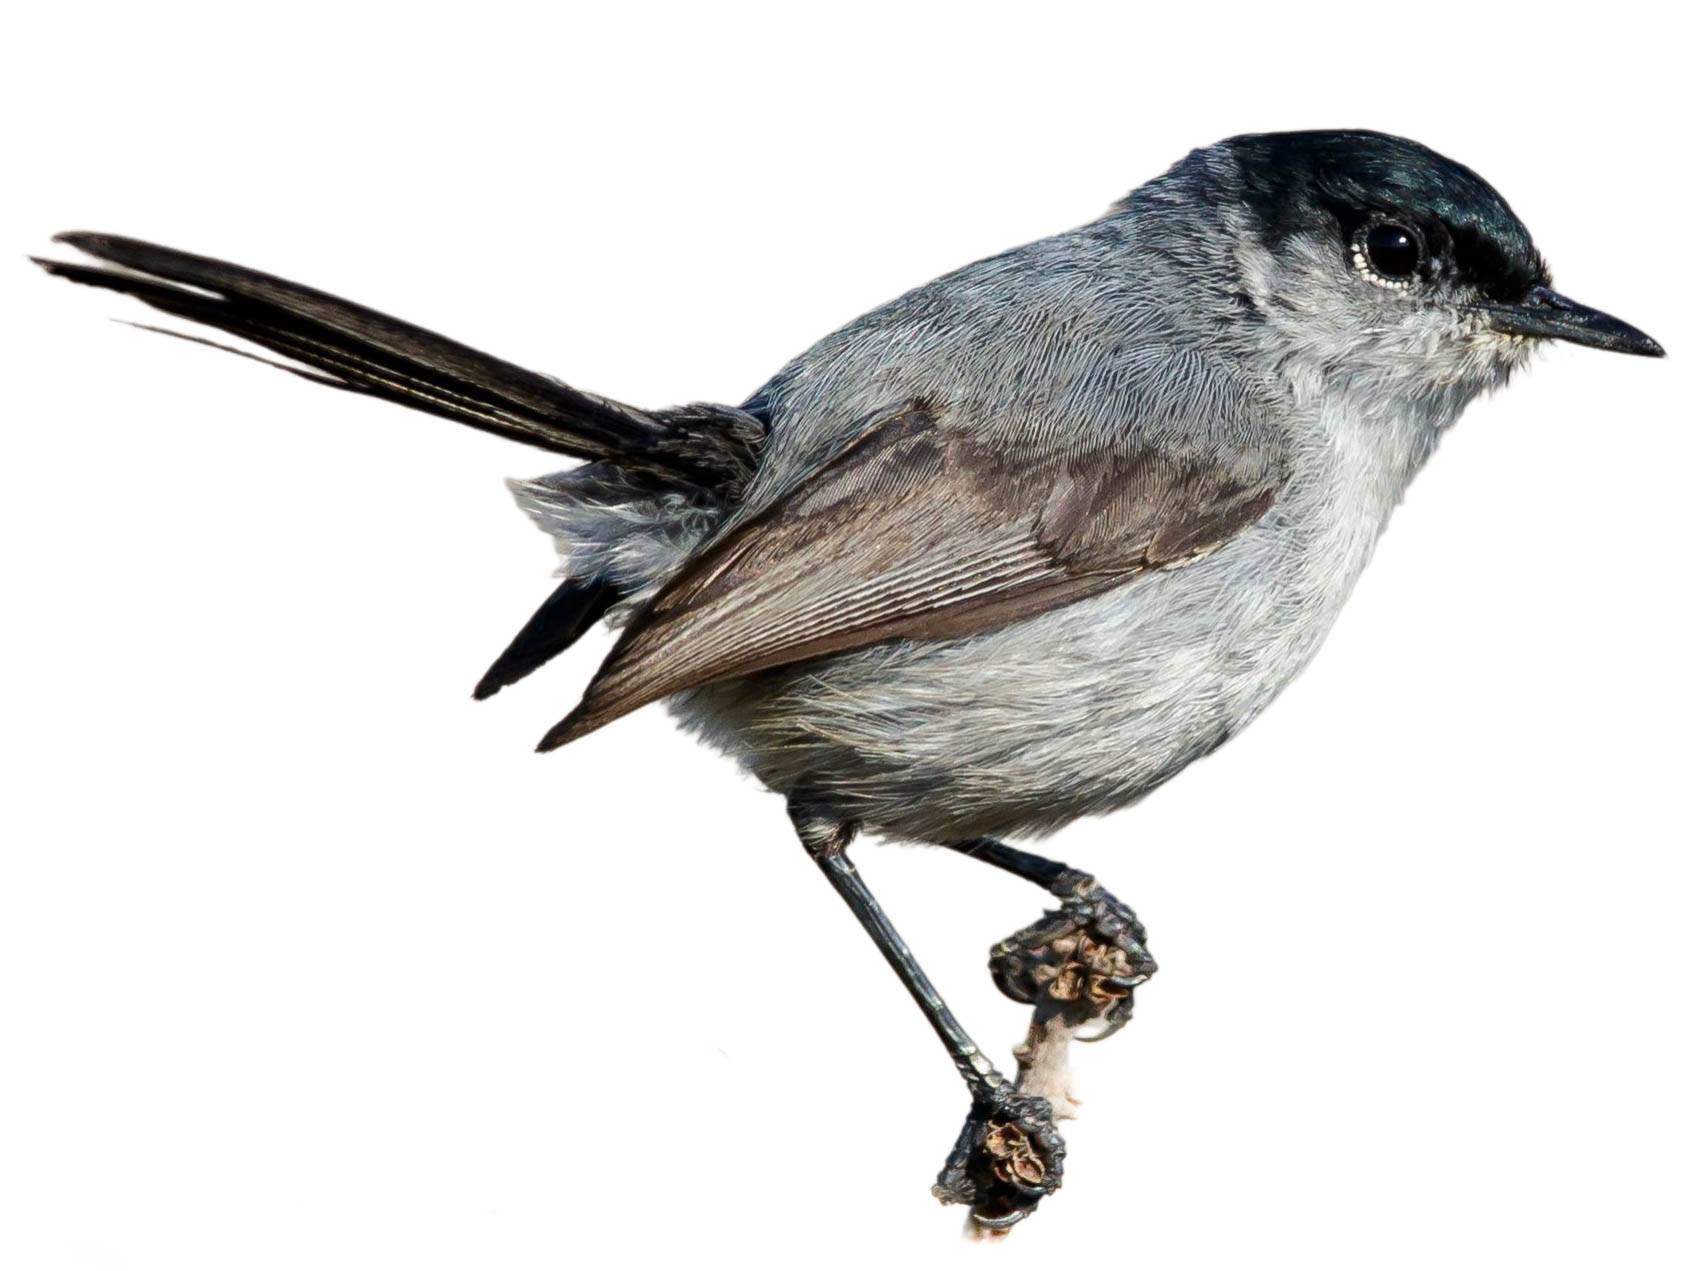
(673, 499, 1369, 844)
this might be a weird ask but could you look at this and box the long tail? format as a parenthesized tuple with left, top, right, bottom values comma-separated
(35, 232, 763, 702)
(32, 232, 759, 488)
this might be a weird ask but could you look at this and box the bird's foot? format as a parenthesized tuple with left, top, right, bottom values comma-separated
(932, 1086, 1065, 1232)
(989, 873, 1157, 1042)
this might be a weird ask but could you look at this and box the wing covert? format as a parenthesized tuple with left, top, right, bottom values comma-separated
(539, 397, 1279, 749)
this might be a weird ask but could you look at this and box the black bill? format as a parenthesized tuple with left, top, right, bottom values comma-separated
(1481, 285, 1664, 357)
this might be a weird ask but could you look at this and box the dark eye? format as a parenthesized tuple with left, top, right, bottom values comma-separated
(1363, 223, 1421, 279)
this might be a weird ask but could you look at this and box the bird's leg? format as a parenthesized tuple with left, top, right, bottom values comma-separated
(947, 839, 1157, 1117)
(789, 799, 1064, 1232)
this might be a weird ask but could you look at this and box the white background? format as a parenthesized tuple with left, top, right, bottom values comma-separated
(3, 4, 1690, 1268)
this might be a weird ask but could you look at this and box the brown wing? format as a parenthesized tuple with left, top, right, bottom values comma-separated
(539, 400, 1278, 749)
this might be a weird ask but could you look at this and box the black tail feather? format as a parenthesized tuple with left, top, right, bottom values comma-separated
(34, 232, 729, 485)
(473, 576, 619, 701)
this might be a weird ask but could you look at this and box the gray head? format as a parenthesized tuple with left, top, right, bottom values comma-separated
(1127, 130, 1662, 415)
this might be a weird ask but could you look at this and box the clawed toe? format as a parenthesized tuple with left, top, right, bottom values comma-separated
(933, 1087, 1065, 1230)
(989, 878, 1158, 1035)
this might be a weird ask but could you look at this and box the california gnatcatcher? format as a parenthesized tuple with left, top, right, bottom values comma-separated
(36, 129, 1664, 1230)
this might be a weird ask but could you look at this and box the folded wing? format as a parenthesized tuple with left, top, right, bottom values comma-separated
(541, 399, 1279, 748)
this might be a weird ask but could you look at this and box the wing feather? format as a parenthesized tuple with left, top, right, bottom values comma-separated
(539, 399, 1279, 749)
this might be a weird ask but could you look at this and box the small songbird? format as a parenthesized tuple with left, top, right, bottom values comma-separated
(36, 130, 1663, 1230)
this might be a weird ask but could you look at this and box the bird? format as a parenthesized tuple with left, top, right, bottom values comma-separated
(34, 129, 1663, 1231)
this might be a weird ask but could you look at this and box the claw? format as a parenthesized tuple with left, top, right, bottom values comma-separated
(933, 1088, 1065, 1230)
(968, 1207, 1028, 1234)
(988, 890, 1157, 1033)
(1074, 1010, 1133, 1044)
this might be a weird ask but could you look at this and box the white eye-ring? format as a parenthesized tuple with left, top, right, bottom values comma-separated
(1352, 247, 1413, 291)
